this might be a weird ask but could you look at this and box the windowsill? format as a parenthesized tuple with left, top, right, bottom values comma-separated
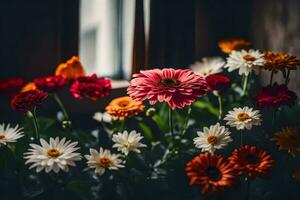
(111, 79, 129, 89)
(56, 79, 130, 114)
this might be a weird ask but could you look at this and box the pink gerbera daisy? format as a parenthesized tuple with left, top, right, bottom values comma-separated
(127, 68, 207, 109)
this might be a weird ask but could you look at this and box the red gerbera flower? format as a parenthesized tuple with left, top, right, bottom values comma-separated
(0, 77, 24, 97)
(127, 68, 207, 109)
(185, 153, 237, 195)
(34, 75, 69, 92)
(11, 89, 48, 112)
(229, 146, 274, 178)
(70, 74, 111, 100)
(256, 83, 297, 109)
(205, 74, 231, 95)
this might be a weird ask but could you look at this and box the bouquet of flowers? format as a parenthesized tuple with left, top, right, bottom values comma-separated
(1, 40, 300, 200)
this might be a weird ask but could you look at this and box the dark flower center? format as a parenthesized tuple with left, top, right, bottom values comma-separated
(206, 166, 221, 180)
(99, 157, 112, 168)
(118, 100, 130, 107)
(0, 135, 5, 140)
(207, 136, 218, 145)
(243, 54, 256, 62)
(245, 154, 259, 164)
(159, 78, 180, 87)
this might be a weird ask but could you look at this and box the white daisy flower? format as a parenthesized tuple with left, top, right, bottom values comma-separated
(85, 147, 124, 176)
(193, 123, 232, 153)
(93, 112, 114, 123)
(112, 130, 147, 155)
(24, 137, 82, 173)
(224, 106, 262, 130)
(0, 123, 24, 145)
(224, 49, 265, 76)
(190, 57, 225, 76)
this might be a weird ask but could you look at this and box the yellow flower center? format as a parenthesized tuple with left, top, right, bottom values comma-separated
(99, 157, 112, 168)
(159, 78, 180, 87)
(237, 112, 250, 121)
(207, 136, 218, 145)
(123, 141, 131, 148)
(47, 148, 60, 158)
(0, 134, 5, 140)
(243, 54, 256, 62)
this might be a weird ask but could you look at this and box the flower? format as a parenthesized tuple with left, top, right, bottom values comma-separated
(205, 74, 231, 95)
(0, 123, 24, 145)
(70, 74, 111, 100)
(224, 107, 262, 130)
(271, 126, 300, 156)
(55, 56, 85, 80)
(11, 89, 48, 112)
(127, 68, 207, 109)
(224, 49, 265, 76)
(0, 77, 24, 97)
(229, 146, 274, 178)
(263, 51, 300, 73)
(20, 82, 37, 93)
(112, 130, 147, 155)
(293, 168, 300, 181)
(24, 137, 82, 173)
(145, 107, 156, 117)
(218, 38, 251, 54)
(190, 57, 225, 76)
(105, 96, 144, 120)
(193, 123, 232, 154)
(93, 112, 114, 123)
(85, 147, 124, 176)
(256, 83, 297, 109)
(185, 153, 237, 195)
(34, 75, 69, 92)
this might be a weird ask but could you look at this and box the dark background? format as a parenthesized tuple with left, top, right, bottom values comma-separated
(0, 0, 299, 123)
(0, 1, 300, 200)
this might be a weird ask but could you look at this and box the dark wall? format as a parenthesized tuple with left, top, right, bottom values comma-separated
(147, 0, 253, 67)
(0, 0, 79, 81)
(195, 0, 252, 59)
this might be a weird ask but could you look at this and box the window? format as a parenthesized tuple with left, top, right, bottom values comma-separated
(80, 0, 150, 80)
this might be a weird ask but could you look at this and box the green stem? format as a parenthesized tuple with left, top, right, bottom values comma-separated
(240, 131, 243, 146)
(242, 75, 249, 96)
(120, 119, 125, 132)
(245, 177, 251, 200)
(285, 70, 290, 85)
(31, 107, 40, 140)
(270, 71, 274, 85)
(53, 93, 70, 121)
(217, 95, 223, 120)
(182, 105, 192, 136)
(169, 107, 174, 143)
(272, 109, 277, 126)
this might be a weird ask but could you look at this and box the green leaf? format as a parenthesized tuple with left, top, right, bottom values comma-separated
(138, 122, 154, 142)
(193, 101, 219, 116)
(66, 181, 89, 196)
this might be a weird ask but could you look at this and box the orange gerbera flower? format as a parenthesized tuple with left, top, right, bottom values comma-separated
(55, 56, 85, 80)
(218, 38, 251, 54)
(263, 51, 300, 73)
(229, 146, 274, 178)
(293, 167, 300, 181)
(20, 82, 37, 93)
(105, 96, 144, 120)
(185, 153, 237, 195)
(271, 126, 300, 156)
